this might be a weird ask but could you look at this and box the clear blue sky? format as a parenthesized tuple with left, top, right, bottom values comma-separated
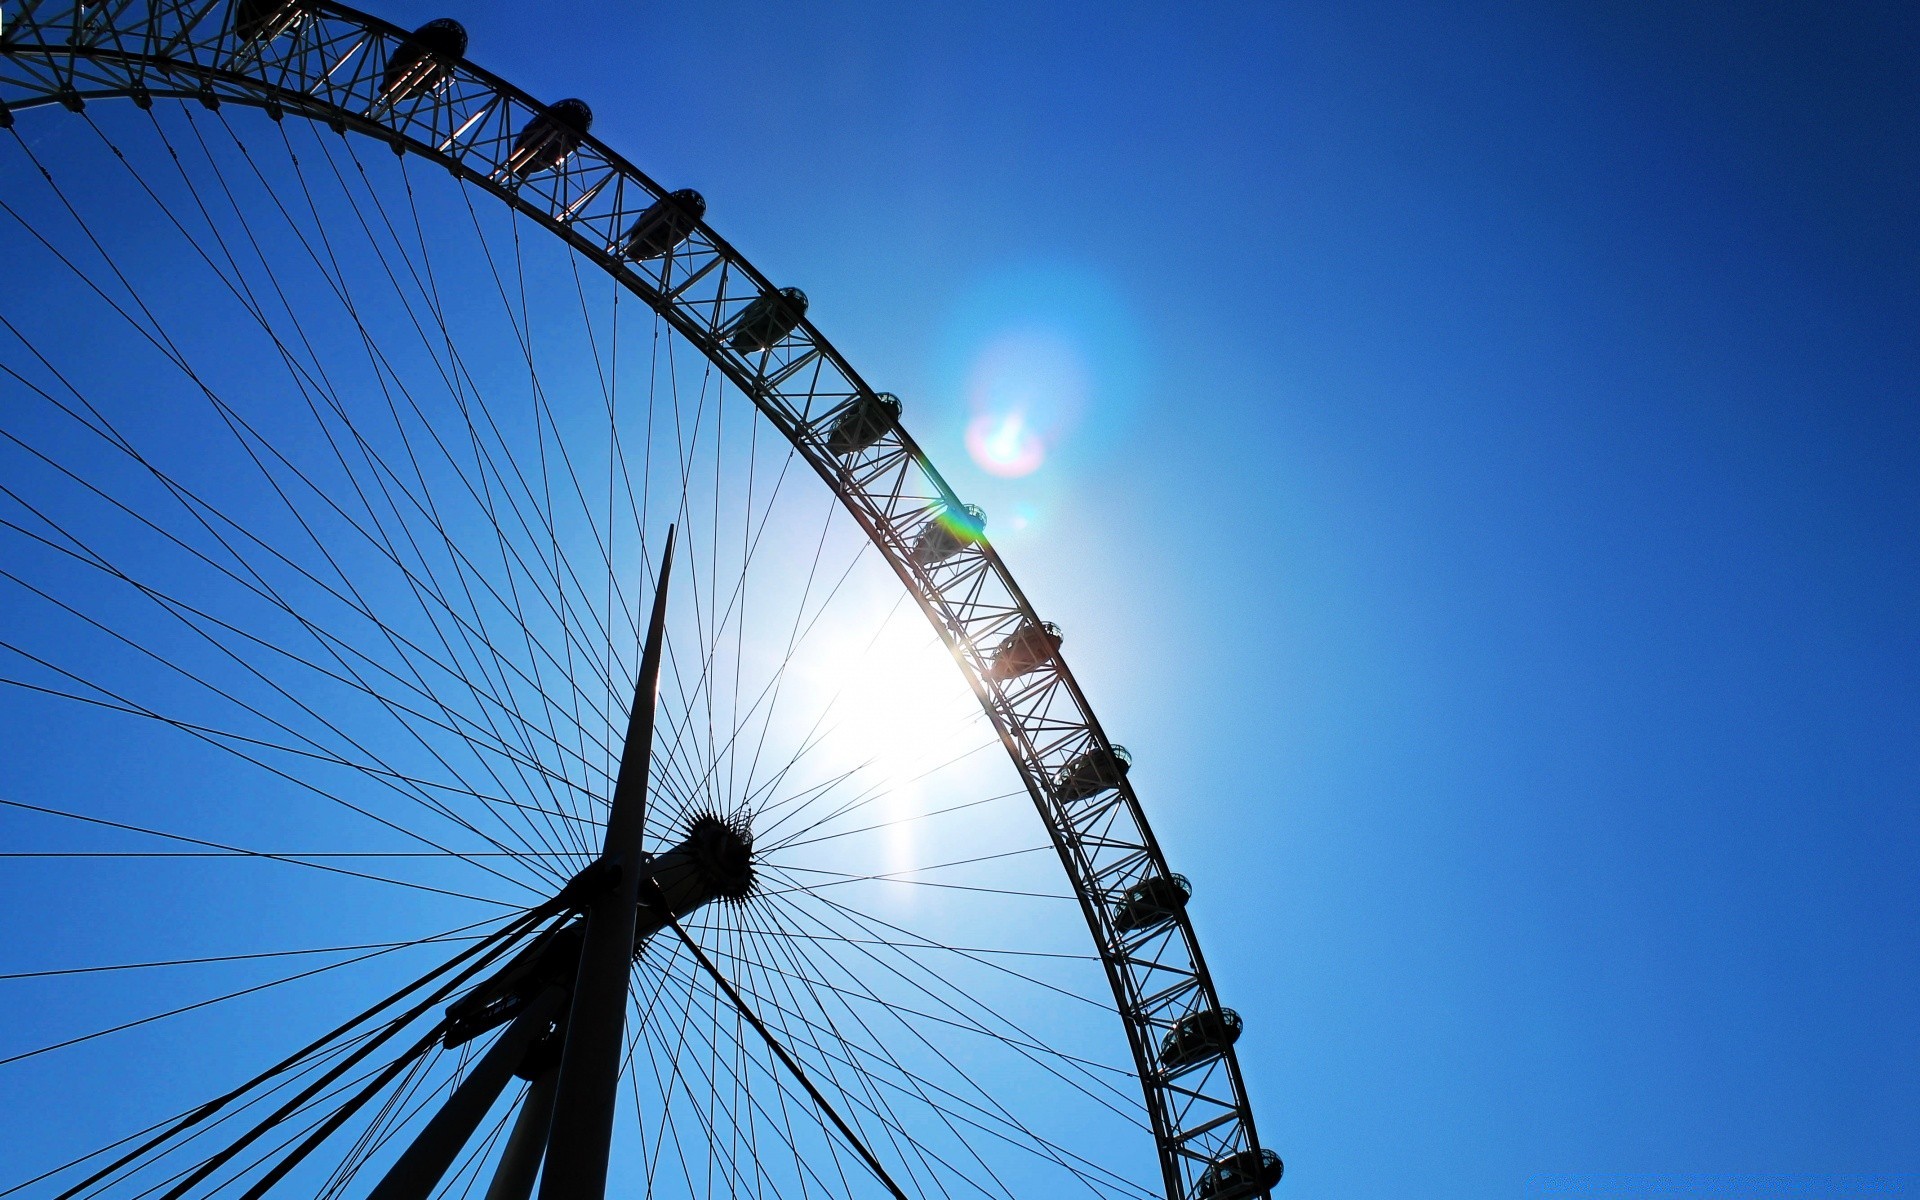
(461, 1, 1919, 1194)
(5, 2, 1918, 1197)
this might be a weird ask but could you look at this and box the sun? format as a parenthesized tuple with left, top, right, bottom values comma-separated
(779, 610, 985, 879)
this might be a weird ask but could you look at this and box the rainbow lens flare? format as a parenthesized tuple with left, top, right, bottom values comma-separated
(933, 502, 987, 542)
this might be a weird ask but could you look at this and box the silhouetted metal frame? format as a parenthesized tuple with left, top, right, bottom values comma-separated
(0, 3, 1269, 1196)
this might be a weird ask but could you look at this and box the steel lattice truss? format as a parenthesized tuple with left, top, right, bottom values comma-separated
(0, 3, 1268, 1197)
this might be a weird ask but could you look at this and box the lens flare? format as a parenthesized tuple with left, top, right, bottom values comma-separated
(961, 329, 1090, 478)
(939, 263, 1145, 483)
(932, 502, 987, 541)
(965, 409, 1046, 477)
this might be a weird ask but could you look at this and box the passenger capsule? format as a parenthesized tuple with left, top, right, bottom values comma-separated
(825, 392, 902, 457)
(1159, 1008, 1242, 1073)
(624, 189, 706, 260)
(233, 0, 303, 44)
(912, 503, 986, 568)
(729, 287, 809, 353)
(1053, 744, 1130, 801)
(1193, 1149, 1283, 1200)
(380, 18, 467, 101)
(1111, 873, 1191, 933)
(986, 619, 1062, 681)
(506, 98, 592, 177)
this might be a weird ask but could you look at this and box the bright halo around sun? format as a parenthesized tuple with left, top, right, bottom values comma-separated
(789, 609, 987, 890)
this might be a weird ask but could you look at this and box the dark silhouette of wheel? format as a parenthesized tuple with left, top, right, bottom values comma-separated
(0, 4, 1272, 1198)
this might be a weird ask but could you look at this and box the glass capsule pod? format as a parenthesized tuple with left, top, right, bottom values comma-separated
(380, 18, 467, 102)
(505, 98, 592, 178)
(912, 503, 986, 568)
(1053, 743, 1131, 801)
(1111, 873, 1191, 933)
(728, 287, 809, 353)
(232, 0, 303, 45)
(623, 189, 707, 261)
(1193, 1149, 1283, 1200)
(985, 619, 1063, 681)
(825, 392, 902, 457)
(1158, 1007, 1242, 1073)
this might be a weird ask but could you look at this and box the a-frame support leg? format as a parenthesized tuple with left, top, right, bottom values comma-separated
(483, 1064, 561, 1200)
(538, 527, 676, 1200)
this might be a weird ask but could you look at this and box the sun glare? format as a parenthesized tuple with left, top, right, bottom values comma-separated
(791, 615, 983, 886)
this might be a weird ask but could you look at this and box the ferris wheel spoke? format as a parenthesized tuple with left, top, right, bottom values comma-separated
(503, 211, 610, 823)
(0, 582, 574, 884)
(438, 163, 633, 655)
(766, 788, 1023, 854)
(671, 434, 811, 821)
(0, 661, 589, 835)
(0, 329, 592, 875)
(228, 174, 610, 859)
(226, 116, 634, 799)
(770, 844, 1056, 886)
(746, 886, 1141, 1123)
(450, 1101, 521, 1200)
(75, 909, 565, 1198)
(645, 471, 856, 839)
(732, 927, 1152, 1200)
(0, 797, 543, 903)
(16, 105, 675, 871)
(0, 384, 619, 833)
(0, 137, 203, 383)
(754, 750, 1009, 855)
(739, 925, 1133, 1200)
(723, 916, 987, 1200)
(740, 890, 1136, 1104)
(0, 911, 513, 1073)
(640, 923, 805, 1200)
(655, 917, 923, 1200)
(646, 947, 755, 1200)
(162, 1036, 433, 1200)
(787, 870, 1065, 901)
(779, 881, 1114, 1013)
(631, 945, 719, 1200)
(733, 488, 861, 805)
(319, 1047, 455, 1198)
(699, 924, 1101, 966)
(0, 474, 610, 824)
(0, 746, 538, 906)
(0, 494, 601, 856)
(730, 903, 1143, 1116)
(737, 942, 1136, 1099)
(14, 1021, 401, 1200)
(682, 928, 804, 1200)
(0, 936, 495, 984)
(712, 556, 978, 841)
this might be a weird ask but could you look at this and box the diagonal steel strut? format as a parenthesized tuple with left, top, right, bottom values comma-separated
(654, 904, 911, 1200)
(538, 525, 676, 1200)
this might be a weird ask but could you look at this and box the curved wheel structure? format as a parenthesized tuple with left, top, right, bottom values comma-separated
(0, 3, 1270, 1198)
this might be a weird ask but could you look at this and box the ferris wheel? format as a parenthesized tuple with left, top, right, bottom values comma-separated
(0, 4, 1280, 1198)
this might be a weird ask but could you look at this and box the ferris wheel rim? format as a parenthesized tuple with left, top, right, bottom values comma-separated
(0, 3, 1270, 1197)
